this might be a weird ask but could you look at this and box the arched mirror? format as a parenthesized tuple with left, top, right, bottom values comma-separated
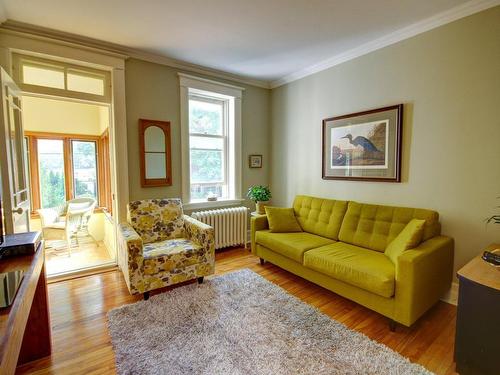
(139, 119, 172, 187)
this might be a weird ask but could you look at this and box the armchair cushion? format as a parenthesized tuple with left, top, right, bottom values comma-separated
(143, 238, 207, 275)
(127, 199, 185, 243)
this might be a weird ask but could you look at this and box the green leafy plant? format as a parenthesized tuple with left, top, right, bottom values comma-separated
(247, 185, 272, 203)
(486, 197, 500, 224)
(487, 215, 500, 224)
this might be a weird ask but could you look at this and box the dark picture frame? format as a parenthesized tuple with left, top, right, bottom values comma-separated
(248, 154, 263, 168)
(322, 104, 403, 182)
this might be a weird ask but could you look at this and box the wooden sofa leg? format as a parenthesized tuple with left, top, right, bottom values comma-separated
(197, 277, 204, 284)
(389, 319, 397, 332)
(143, 291, 150, 301)
(259, 258, 265, 265)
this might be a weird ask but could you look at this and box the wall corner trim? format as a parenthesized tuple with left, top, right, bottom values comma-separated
(270, 0, 500, 88)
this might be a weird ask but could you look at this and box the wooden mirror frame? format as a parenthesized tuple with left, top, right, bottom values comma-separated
(139, 119, 172, 187)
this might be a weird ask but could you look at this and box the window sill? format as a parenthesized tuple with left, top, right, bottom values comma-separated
(183, 198, 245, 211)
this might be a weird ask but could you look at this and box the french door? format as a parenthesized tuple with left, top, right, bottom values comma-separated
(0, 67, 30, 233)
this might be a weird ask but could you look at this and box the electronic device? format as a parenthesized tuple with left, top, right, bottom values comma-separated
(0, 176, 4, 248)
(482, 250, 500, 267)
(1, 231, 42, 257)
(0, 269, 24, 308)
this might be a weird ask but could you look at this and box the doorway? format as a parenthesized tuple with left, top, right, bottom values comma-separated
(23, 96, 115, 276)
(4, 52, 120, 278)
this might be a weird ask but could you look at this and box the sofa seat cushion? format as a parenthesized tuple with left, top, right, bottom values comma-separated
(142, 238, 205, 275)
(255, 230, 334, 263)
(303, 242, 395, 298)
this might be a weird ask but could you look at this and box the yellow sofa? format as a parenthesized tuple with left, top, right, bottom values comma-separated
(251, 195, 454, 328)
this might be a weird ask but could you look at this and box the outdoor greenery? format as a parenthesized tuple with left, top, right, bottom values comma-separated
(247, 185, 272, 203)
(190, 150, 222, 183)
(40, 169, 65, 208)
(189, 100, 222, 135)
(39, 140, 97, 208)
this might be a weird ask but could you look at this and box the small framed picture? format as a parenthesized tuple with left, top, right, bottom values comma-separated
(249, 154, 263, 168)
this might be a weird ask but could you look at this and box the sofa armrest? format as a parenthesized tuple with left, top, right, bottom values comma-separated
(394, 235, 454, 326)
(251, 215, 269, 254)
(183, 215, 215, 256)
(118, 222, 144, 267)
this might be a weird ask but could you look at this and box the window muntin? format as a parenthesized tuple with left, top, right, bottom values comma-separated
(188, 95, 227, 200)
(37, 139, 66, 208)
(71, 140, 98, 200)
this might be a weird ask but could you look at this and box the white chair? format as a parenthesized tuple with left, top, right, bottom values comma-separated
(37, 198, 97, 256)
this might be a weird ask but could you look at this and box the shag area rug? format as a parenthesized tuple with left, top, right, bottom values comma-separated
(108, 269, 432, 375)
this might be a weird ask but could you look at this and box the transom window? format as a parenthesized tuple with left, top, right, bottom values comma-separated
(12, 54, 111, 103)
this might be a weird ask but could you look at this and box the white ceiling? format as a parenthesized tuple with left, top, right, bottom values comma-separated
(0, 0, 487, 84)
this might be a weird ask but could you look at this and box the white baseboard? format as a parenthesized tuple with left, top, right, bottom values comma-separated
(441, 281, 459, 305)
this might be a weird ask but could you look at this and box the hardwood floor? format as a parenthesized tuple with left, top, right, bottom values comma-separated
(16, 247, 458, 374)
(45, 239, 113, 277)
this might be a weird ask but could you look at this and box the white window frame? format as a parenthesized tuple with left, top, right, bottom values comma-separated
(179, 73, 244, 210)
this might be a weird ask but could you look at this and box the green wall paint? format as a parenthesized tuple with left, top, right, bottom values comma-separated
(125, 58, 271, 211)
(270, 7, 500, 274)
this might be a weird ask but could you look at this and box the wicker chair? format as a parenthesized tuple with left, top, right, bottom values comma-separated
(118, 198, 215, 299)
(37, 197, 97, 255)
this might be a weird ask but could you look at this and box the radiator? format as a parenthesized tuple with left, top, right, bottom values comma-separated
(191, 207, 248, 250)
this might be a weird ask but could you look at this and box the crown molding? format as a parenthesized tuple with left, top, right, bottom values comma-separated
(271, 0, 500, 88)
(1, 0, 497, 91)
(0, 20, 271, 89)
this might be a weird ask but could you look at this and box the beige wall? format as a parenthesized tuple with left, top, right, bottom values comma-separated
(23, 95, 109, 135)
(270, 7, 500, 274)
(125, 58, 271, 211)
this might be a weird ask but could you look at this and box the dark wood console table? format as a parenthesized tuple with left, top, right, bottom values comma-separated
(455, 244, 499, 375)
(0, 243, 51, 374)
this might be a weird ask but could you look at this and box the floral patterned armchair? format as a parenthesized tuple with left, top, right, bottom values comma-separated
(118, 198, 215, 299)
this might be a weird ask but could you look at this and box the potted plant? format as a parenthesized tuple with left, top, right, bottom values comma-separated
(247, 185, 272, 214)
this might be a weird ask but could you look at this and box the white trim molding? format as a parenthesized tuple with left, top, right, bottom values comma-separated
(0, 21, 270, 89)
(271, 0, 500, 88)
(183, 198, 245, 211)
(0, 0, 497, 90)
(179, 73, 243, 208)
(441, 281, 459, 306)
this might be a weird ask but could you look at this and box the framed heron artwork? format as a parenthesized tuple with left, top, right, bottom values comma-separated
(322, 104, 403, 182)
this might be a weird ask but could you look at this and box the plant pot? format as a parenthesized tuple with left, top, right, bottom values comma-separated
(256, 201, 269, 215)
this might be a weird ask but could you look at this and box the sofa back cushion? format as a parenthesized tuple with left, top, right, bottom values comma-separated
(127, 198, 185, 244)
(338, 201, 440, 252)
(293, 195, 348, 240)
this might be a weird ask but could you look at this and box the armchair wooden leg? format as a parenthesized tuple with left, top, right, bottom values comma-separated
(197, 277, 204, 284)
(389, 319, 397, 332)
(143, 291, 150, 300)
(259, 258, 265, 265)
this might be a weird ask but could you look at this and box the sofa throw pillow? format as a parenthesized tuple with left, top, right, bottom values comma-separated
(265, 207, 302, 233)
(385, 219, 426, 264)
